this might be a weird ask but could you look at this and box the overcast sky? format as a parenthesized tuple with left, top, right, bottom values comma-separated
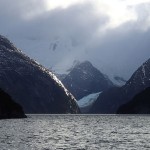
(0, 0, 150, 80)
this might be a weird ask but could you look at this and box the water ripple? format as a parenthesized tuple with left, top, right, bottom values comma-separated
(0, 115, 150, 149)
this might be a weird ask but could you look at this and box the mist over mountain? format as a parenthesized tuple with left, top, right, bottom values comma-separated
(0, 35, 80, 114)
(0, 0, 150, 81)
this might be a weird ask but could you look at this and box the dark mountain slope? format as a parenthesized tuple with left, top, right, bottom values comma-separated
(123, 59, 150, 98)
(90, 59, 150, 113)
(0, 35, 80, 114)
(0, 88, 26, 119)
(117, 87, 150, 114)
(62, 61, 114, 99)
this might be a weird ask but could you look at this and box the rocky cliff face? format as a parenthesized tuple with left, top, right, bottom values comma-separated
(123, 59, 150, 98)
(90, 59, 150, 114)
(0, 88, 26, 119)
(0, 35, 80, 114)
(62, 61, 113, 99)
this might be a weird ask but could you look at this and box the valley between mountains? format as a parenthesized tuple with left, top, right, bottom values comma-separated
(0, 35, 150, 118)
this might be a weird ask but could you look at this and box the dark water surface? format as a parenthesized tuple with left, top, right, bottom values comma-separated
(0, 115, 150, 150)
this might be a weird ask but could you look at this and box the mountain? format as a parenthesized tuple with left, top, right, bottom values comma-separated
(90, 58, 150, 113)
(61, 61, 114, 99)
(117, 87, 150, 114)
(0, 35, 80, 114)
(123, 59, 150, 97)
(0, 88, 26, 119)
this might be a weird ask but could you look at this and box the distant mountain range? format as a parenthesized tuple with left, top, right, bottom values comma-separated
(0, 35, 80, 114)
(90, 58, 150, 113)
(60, 61, 114, 100)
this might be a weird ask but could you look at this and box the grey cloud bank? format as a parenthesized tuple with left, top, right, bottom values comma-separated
(0, 0, 150, 80)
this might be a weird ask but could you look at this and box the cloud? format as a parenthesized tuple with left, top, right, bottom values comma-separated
(86, 25, 150, 78)
(0, 0, 150, 79)
(0, 0, 48, 35)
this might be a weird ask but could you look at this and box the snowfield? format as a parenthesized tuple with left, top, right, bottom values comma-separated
(77, 92, 102, 108)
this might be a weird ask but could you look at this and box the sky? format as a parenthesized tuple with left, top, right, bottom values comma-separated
(0, 0, 150, 80)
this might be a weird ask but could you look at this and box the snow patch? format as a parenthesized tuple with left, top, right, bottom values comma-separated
(142, 64, 146, 77)
(77, 92, 102, 108)
(141, 64, 146, 85)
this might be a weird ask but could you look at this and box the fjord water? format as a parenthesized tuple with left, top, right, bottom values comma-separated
(0, 115, 150, 150)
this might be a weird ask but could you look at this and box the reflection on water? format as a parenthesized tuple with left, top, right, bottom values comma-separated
(0, 115, 150, 150)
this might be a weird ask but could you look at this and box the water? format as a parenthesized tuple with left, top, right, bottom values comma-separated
(0, 115, 150, 150)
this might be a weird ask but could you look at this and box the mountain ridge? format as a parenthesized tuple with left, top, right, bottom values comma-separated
(0, 35, 80, 114)
(61, 61, 114, 99)
(90, 58, 150, 113)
